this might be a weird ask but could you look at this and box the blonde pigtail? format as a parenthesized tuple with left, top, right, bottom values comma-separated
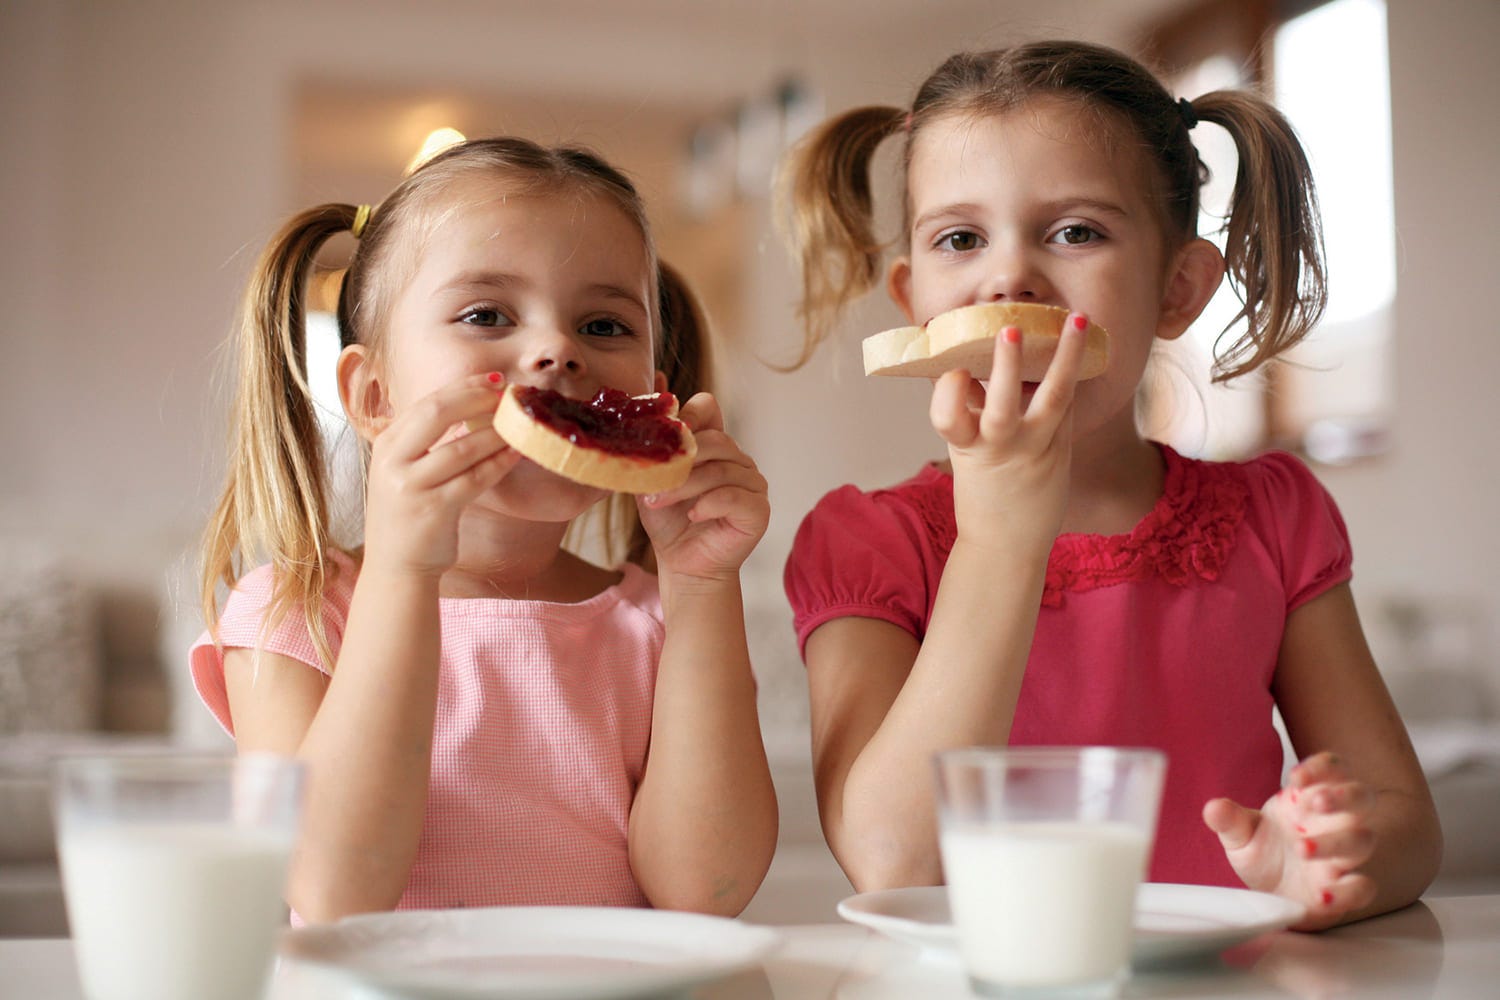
(201, 204, 360, 671)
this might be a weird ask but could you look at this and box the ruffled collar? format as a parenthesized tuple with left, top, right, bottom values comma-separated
(917, 443, 1248, 606)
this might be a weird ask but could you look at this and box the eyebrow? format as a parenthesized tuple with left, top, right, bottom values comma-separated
(437, 272, 647, 309)
(911, 197, 1132, 234)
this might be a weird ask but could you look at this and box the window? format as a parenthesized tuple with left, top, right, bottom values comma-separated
(1141, 0, 1396, 464)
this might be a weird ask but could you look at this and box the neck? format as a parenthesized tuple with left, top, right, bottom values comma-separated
(1058, 418, 1166, 536)
(439, 507, 612, 601)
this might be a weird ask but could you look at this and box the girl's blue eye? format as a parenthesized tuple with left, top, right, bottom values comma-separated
(580, 318, 631, 338)
(936, 231, 983, 253)
(1051, 225, 1099, 246)
(458, 307, 510, 327)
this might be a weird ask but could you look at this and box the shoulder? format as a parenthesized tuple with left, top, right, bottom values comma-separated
(794, 465, 953, 551)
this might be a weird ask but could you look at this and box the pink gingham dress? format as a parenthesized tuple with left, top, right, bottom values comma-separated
(190, 550, 660, 909)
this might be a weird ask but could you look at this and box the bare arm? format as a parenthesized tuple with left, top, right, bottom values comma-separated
(806, 319, 1091, 891)
(224, 373, 515, 922)
(629, 574, 777, 915)
(1204, 582, 1442, 929)
(806, 537, 1048, 890)
(627, 392, 777, 914)
(224, 570, 442, 922)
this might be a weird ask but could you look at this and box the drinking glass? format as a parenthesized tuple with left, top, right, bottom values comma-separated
(934, 746, 1166, 998)
(53, 753, 304, 1000)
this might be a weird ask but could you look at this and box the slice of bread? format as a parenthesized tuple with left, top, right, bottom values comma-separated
(863, 302, 1110, 381)
(493, 384, 696, 495)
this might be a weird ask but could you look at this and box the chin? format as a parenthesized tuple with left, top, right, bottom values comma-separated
(488, 460, 609, 522)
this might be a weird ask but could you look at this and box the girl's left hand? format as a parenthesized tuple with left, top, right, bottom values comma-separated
(636, 391, 769, 584)
(1203, 752, 1379, 930)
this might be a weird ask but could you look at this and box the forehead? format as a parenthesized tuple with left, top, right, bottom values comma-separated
(908, 97, 1155, 210)
(412, 174, 649, 272)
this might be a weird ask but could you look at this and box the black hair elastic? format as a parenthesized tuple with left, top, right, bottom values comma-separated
(1177, 97, 1199, 130)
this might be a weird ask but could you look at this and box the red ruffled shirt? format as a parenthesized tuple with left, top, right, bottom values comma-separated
(785, 444, 1352, 887)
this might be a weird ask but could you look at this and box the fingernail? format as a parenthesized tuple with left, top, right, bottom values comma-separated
(1002, 326, 1021, 344)
(643, 494, 659, 506)
(1070, 314, 1088, 331)
(1321, 890, 1334, 906)
(1295, 824, 1307, 835)
(487, 372, 503, 384)
(1301, 838, 1316, 859)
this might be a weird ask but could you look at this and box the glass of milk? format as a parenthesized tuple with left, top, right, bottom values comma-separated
(52, 753, 304, 1000)
(934, 746, 1166, 998)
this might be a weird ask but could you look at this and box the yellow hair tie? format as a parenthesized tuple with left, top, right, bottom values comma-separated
(351, 204, 372, 239)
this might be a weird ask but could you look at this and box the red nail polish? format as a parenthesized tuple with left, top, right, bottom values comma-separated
(1295, 824, 1307, 835)
(1070, 314, 1088, 331)
(487, 372, 502, 384)
(1321, 890, 1334, 906)
(1003, 326, 1021, 344)
(1301, 838, 1316, 859)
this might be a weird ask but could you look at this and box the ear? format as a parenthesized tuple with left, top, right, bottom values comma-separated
(886, 255, 916, 323)
(336, 344, 392, 444)
(1157, 237, 1225, 342)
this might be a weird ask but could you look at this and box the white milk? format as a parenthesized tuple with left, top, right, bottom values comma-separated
(59, 823, 293, 1000)
(940, 821, 1148, 992)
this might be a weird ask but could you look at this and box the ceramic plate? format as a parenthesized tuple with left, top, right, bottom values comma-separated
(837, 883, 1305, 966)
(282, 905, 781, 999)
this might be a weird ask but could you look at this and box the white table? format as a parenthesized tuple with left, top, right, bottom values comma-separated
(5, 894, 1498, 999)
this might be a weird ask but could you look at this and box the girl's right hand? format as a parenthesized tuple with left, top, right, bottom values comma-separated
(360, 373, 519, 579)
(928, 314, 1091, 553)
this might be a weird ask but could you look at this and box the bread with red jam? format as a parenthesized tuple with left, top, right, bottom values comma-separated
(863, 302, 1109, 381)
(493, 384, 696, 494)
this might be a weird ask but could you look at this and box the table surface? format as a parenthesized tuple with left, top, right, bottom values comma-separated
(5, 893, 1499, 999)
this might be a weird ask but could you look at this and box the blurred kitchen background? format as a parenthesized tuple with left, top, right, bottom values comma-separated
(3, 0, 1498, 932)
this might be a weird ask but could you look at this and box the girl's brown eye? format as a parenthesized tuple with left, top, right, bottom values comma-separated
(939, 231, 981, 252)
(1057, 225, 1097, 245)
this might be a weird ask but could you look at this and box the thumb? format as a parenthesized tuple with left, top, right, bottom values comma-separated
(1202, 797, 1259, 851)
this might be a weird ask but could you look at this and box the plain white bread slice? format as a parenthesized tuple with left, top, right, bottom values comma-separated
(493, 384, 696, 495)
(863, 302, 1110, 381)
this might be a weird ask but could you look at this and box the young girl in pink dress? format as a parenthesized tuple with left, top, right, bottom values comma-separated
(191, 138, 776, 922)
(780, 40, 1439, 930)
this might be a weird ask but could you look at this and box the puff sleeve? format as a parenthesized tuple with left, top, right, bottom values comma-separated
(783, 480, 944, 660)
(187, 553, 354, 734)
(1241, 451, 1354, 612)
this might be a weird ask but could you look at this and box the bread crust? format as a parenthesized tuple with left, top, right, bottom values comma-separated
(493, 384, 696, 494)
(863, 302, 1110, 381)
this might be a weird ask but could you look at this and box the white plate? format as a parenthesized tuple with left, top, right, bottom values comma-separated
(281, 905, 781, 999)
(837, 883, 1305, 966)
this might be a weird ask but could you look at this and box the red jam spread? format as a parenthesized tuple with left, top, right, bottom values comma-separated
(515, 385, 684, 461)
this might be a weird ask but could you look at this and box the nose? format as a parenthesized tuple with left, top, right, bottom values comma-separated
(977, 240, 1051, 304)
(521, 324, 586, 381)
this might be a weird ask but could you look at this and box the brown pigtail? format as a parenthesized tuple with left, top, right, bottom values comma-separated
(778, 106, 907, 368)
(1187, 92, 1327, 383)
(200, 204, 358, 670)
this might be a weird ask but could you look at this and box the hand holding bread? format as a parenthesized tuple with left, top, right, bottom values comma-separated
(863, 302, 1109, 381)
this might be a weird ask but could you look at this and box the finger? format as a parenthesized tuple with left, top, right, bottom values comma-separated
(1023, 313, 1089, 417)
(931, 370, 982, 447)
(1202, 797, 1259, 852)
(682, 485, 770, 531)
(1297, 822, 1376, 868)
(1297, 781, 1377, 819)
(977, 326, 1024, 433)
(644, 448, 767, 509)
(1313, 870, 1377, 916)
(678, 391, 724, 435)
(406, 425, 513, 493)
(383, 374, 507, 462)
(1288, 751, 1354, 788)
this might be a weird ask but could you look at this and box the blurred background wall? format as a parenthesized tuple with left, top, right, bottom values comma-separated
(1, 0, 1496, 753)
